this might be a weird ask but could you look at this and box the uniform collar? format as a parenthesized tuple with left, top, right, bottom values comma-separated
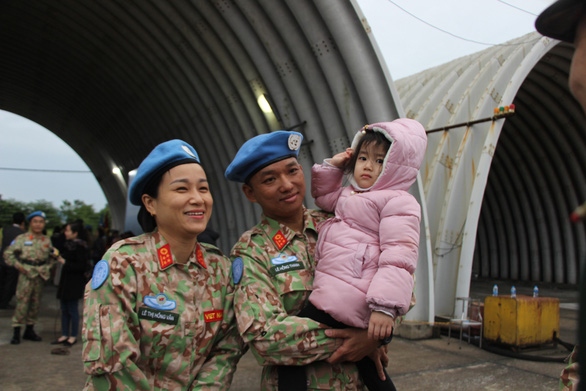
(152, 230, 206, 271)
(258, 207, 318, 251)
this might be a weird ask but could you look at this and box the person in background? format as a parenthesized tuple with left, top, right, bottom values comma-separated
(51, 220, 90, 347)
(50, 224, 66, 253)
(4, 211, 58, 344)
(198, 227, 220, 246)
(0, 212, 26, 309)
(225, 131, 386, 390)
(535, 1, 586, 389)
(82, 139, 244, 390)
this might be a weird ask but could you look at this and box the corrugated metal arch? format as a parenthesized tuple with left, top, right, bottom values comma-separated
(396, 32, 586, 317)
(0, 0, 403, 241)
(0, 0, 435, 324)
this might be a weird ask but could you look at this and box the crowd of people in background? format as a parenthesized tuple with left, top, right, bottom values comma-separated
(0, 211, 131, 350)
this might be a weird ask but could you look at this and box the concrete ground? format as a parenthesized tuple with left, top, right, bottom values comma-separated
(0, 280, 578, 390)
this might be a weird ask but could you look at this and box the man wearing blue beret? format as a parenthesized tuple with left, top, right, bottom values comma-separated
(4, 210, 58, 344)
(225, 131, 385, 390)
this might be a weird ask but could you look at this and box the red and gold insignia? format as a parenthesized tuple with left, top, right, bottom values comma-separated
(203, 309, 224, 323)
(272, 230, 287, 250)
(196, 245, 206, 268)
(157, 244, 173, 269)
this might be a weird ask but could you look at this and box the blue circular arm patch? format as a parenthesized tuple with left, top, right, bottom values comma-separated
(232, 257, 243, 284)
(91, 260, 109, 290)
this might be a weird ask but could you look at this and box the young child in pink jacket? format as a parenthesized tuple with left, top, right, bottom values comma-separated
(278, 118, 427, 391)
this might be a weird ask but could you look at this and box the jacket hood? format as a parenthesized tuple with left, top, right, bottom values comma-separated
(349, 118, 427, 192)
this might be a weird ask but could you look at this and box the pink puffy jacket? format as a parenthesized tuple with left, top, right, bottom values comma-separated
(309, 119, 427, 329)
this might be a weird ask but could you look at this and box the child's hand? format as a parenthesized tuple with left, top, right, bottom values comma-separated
(330, 148, 353, 168)
(368, 311, 395, 340)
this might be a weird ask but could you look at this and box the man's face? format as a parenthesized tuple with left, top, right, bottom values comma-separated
(242, 157, 306, 222)
(29, 217, 45, 235)
(569, 16, 586, 112)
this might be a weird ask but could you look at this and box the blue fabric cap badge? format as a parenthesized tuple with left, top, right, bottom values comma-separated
(232, 257, 244, 284)
(144, 293, 177, 311)
(271, 254, 298, 265)
(91, 260, 109, 290)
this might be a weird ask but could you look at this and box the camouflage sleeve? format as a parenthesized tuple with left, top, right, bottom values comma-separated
(190, 273, 246, 390)
(560, 346, 579, 391)
(233, 247, 340, 366)
(82, 250, 151, 391)
(3, 235, 27, 275)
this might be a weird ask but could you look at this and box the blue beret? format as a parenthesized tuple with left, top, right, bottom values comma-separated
(26, 211, 46, 222)
(225, 131, 303, 183)
(129, 139, 200, 205)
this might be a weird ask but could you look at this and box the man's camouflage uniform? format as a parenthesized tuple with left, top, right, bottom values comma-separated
(4, 232, 55, 327)
(82, 231, 245, 391)
(560, 346, 579, 390)
(231, 208, 367, 390)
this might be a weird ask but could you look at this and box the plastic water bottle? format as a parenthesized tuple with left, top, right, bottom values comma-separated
(492, 284, 498, 296)
(511, 285, 516, 298)
(533, 285, 539, 297)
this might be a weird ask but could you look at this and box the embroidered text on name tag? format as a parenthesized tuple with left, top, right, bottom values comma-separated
(138, 307, 178, 325)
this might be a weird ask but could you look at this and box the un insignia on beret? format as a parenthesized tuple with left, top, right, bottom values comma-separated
(288, 134, 302, 151)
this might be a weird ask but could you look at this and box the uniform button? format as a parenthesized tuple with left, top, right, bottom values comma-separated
(260, 331, 267, 336)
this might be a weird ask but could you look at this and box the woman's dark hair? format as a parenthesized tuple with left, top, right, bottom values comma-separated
(345, 131, 391, 175)
(68, 220, 88, 242)
(137, 170, 163, 233)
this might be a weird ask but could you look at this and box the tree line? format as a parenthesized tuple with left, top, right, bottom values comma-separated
(0, 198, 110, 232)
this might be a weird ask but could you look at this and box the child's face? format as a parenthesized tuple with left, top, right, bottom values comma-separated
(353, 142, 386, 188)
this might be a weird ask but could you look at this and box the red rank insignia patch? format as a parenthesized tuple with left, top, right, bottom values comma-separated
(203, 309, 223, 323)
(157, 244, 173, 269)
(196, 245, 206, 268)
(272, 230, 287, 250)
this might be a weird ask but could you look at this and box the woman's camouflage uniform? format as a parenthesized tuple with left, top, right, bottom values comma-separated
(82, 230, 245, 390)
(4, 232, 55, 327)
(231, 208, 367, 390)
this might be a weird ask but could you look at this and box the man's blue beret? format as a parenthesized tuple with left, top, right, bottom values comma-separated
(27, 211, 46, 222)
(129, 139, 200, 205)
(224, 131, 303, 183)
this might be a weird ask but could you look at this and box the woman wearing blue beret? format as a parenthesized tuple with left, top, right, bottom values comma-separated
(82, 139, 245, 390)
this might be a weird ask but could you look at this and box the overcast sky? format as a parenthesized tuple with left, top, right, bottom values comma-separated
(0, 0, 554, 211)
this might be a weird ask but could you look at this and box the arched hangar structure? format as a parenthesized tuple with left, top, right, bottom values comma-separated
(2, 0, 584, 324)
(0, 1, 409, 238)
(396, 33, 586, 318)
(0, 0, 434, 323)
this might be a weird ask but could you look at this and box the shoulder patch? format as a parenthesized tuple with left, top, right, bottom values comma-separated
(91, 259, 109, 290)
(232, 257, 243, 284)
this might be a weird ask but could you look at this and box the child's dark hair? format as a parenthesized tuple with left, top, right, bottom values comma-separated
(345, 130, 391, 174)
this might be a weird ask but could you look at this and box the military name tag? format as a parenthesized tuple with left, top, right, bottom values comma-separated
(271, 261, 304, 275)
(138, 307, 178, 325)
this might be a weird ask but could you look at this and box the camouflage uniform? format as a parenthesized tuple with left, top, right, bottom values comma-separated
(560, 346, 579, 390)
(82, 231, 245, 391)
(4, 232, 55, 327)
(231, 207, 367, 390)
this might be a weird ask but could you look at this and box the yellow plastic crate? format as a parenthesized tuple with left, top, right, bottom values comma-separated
(483, 295, 559, 347)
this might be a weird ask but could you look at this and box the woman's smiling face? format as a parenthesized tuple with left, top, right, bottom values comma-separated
(143, 163, 213, 240)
